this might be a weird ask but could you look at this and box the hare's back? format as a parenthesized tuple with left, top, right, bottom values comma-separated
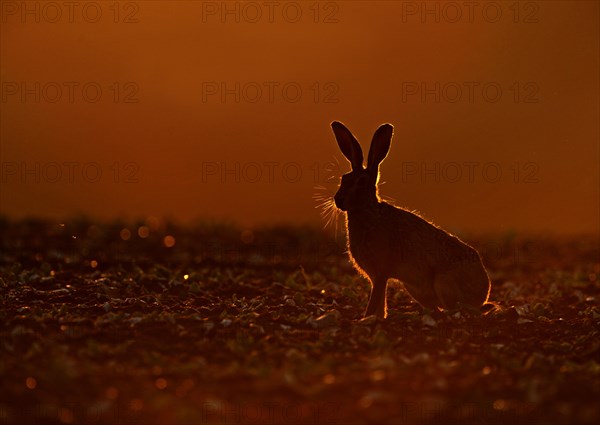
(381, 203, 477, 267)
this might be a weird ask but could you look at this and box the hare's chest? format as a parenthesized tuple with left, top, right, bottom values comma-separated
(348, 238, 367, 267)
(347, 226, 382, 276)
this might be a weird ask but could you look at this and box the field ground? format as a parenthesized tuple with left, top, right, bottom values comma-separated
(0, 218, 599, 425)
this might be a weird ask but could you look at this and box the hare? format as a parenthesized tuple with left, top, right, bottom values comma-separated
(331, 121, 491, 319)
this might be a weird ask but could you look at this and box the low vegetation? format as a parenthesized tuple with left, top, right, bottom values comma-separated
(1, 218, 598, 424)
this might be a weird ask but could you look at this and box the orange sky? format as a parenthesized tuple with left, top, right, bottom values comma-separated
(1, 1, 598, 234)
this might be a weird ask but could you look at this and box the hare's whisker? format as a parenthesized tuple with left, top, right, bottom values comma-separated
(321, 206, 336, 220)
(315, 199, 333, 208)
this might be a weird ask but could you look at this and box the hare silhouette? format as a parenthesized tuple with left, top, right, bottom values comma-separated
(331, 121, 491, 319)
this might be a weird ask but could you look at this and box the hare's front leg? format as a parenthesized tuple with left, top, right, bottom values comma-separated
(365, 276, 389, 319)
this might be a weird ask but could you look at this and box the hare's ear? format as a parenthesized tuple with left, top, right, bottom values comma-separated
(367, 123, 393, 172)
(331, 121, 364, 170)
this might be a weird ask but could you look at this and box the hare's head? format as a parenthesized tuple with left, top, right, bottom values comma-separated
(331, 121, 394, 212)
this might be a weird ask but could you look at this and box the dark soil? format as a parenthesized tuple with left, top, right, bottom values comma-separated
(0, 218, 599, 425)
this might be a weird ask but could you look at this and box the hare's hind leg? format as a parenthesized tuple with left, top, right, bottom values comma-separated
(365, 276, 389, 319)
(461, 264, 490, 306)
(434, 265, 489, 309)
(433, 273, 462, 310)
(402, 280, 442, 311)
